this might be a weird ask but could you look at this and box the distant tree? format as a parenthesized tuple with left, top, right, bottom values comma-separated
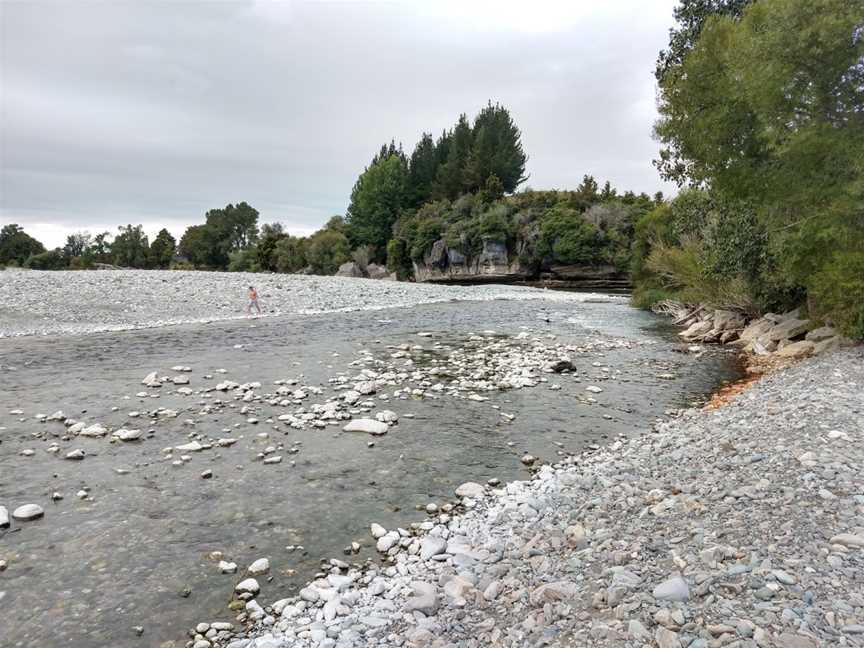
(464, 102, 528, 194)
(112, 224, 150, 268)
(306, 229, 351, 274)
(91, 232, 112, 263)
(63, 232, 92, 258)
(0, 224, 46, 266)
(572, 175, 600, 210)
(256, 222, 286, 271)
(148, 228, 176, 269)
(179, 202, 260, 269)
(600, 181, 617, 201)
(346, 153, 409, 259)
(24, 248, 67, 270)
(407, 132, 439, 208)
(433, 114, 473, 199)
(274, 236, 308, 273)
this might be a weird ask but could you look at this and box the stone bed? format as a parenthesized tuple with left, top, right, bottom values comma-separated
(0, 269, 604, 338)
(197, 348, 863, 648)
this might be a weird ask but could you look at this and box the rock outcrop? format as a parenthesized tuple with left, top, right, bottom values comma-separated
(674, 305, 851, 366)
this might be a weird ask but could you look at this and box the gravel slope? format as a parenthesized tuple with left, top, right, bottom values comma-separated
(203, 348, 863, 648)
(0, 269, 608, 338)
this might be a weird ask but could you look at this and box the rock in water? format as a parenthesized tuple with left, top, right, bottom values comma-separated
(141, 371, 161, 387)
(235, 578, 260, 595)
(12, 504, 44, 521)
(248, 558, 269, 575)
(343, 419, 389, 436)
(454, 482, 485, 498)
(0, 506, 9, 528)
(113, 428, 142, 441)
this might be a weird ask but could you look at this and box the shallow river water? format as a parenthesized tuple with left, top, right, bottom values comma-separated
(0, 297, 741, 647)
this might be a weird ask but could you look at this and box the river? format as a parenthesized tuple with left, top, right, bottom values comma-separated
(0, 296, 740, 647)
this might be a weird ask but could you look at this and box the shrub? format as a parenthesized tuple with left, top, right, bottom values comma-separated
(809, 250, 864, 338)
(24, 249, 67, 270)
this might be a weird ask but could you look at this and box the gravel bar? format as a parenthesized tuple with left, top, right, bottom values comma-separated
(208, 348, 863, 648)
(0, 269, 610, 338)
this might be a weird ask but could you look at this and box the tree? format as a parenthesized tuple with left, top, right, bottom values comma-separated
(407, 132, 439, 208)
(148, 229, 176, 269)
(346, 153, 409, 259)
(274, 236, 308, 273)
(179, 202, 260, 269)
(63, 232, 92, 258)
(112, 224, 150, 268)
(91, 232, 112, 263)
(256, 222, 286, 271)
(433, 114, 473, 200)
(0, 224, 46, 266)
(655, 0, 752, 86)
(464, 102, 528, 194)
(24, 249, 67, 270)
(306, 229, 350, 274)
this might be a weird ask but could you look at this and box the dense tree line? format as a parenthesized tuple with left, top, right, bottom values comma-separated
(345, 103, 528, 260)
(0, 223, 177, 270)
(633, 0, 864, 337)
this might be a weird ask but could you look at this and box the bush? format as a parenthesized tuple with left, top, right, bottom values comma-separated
(228, 248, 261, 272)
(386, 239, 412, 280)
(274, 236, 308, 273)
(809, 250, 864, 338)
(24, 249, 67, 270)
(170, 260, 195, 270)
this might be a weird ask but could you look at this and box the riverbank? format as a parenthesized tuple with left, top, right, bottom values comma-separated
(215, 347, 863, 648)
(0, 269, 597, 338)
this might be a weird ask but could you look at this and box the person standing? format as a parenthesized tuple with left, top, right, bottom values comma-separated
(246, 286, 261, 316)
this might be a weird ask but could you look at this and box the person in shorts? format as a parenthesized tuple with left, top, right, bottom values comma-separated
(246, 286, 261, 316)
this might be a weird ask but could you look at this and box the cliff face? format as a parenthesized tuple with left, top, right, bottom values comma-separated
(414, 238, 630, 290)
(414, 239, 523, 282)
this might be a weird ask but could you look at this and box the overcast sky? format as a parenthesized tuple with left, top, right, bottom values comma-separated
(1, 0, 678, 249)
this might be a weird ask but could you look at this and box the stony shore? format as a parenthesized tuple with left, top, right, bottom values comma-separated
(0, 269, 604, 338)
(189, 347, 864, 648)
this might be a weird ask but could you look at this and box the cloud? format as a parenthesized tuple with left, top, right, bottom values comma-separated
(1, 0, 677, 248)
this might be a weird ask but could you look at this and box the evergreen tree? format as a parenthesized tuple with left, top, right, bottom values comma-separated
(433, 114, 473, 200)
(407, 133, 439, 208)
(346, 153, 409, 259)
(464, 102, 528, 194)
(148, 228, 176, 268)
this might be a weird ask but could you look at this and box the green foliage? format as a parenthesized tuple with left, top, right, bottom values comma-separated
(647, 0, 864, 335)
(346, 153, 408, 259)
(306, 229, 350, 274)
(179, 202, 259, 269)
(537, 205, 603, 265)
(148, 229, 176, 269)
(464, 102, 528, 194)
(810, 250, 864, 338)
(227, 248, 261, 273)
(112, 224, 150, 268)
(24, 249, 67, 270)
(386, 238, 412, 280)
(274, 236, 308, 273)
(63, 232, 91, 259)
(170, 260, 194, 270)
(256, 222, 286, 272)
(0, 224, 46, 266)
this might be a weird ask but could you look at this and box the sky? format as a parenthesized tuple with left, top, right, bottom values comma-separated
(1, 0, 679, 249)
